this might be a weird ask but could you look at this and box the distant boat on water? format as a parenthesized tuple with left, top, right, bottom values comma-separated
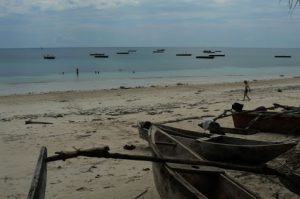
(176, 53, 192, 56)
(94, 55, 109, 58)
(153, 49, 165, 53)
(203, 50, 222, 53)
(117, 52, 129, 54)
(203, 50, 215, 53)
(43, 55, 55, 59)
(90, 53, 105, 56)
(196, 55, 215, 59)
(274, 55, 291, 58)
(210, 54, 225, 57)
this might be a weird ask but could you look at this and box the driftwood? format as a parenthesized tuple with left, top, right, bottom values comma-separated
(25, 120, 53, 125)
(46, 147, 300, 195)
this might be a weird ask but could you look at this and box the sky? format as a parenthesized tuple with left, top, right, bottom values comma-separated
(0, 0, 299, 48)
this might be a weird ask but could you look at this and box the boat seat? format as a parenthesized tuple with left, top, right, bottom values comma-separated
(166, 163, 224, 174)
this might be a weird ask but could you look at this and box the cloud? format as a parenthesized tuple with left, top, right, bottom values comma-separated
(0, 0, 140, 16)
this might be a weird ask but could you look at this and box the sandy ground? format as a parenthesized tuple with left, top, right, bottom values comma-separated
(0, 77, 300, 199)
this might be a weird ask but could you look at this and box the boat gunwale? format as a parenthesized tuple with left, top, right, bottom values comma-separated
(148, 126, 259, 199)
(196, 136, 297, 148)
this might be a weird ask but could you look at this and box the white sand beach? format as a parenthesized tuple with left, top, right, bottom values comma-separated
(1, 77, 300, 199)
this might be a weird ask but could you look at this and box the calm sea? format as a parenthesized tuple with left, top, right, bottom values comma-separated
(0, 47, 299, 95)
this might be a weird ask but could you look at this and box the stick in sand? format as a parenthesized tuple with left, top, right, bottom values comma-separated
(25, 120, 53, 125)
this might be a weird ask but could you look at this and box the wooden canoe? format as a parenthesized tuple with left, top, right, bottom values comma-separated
(138, 121, 209, 141)
(232, 111, 300, 134)
(149, 126, 259, 199)
(138, 122, 296, 165)
(195, 135, 296, 165)
(27, 147, 47, 199)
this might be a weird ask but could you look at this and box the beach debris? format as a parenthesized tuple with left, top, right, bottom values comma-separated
(120, 86, 131, 89)
(134, 188, 149, 199)
(277, 89, 282, 92)
(76, 134, 92, 139)
(95, 174, 102, 178)
(76, 187, 93, 192)
(1, 118, 12, 122)
(123, 144, 136, 150)
(80, 165, 97, 173)
(103, 185, 115, 189)
(58, 99, 68, 102)
(43, 113, 63, 118)
(25, 120, 53, 125)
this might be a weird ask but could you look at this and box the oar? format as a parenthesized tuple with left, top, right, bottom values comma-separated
(46, 146, 264, 172)
(46, 146, 300, 195)
(273, 103, 300, 111)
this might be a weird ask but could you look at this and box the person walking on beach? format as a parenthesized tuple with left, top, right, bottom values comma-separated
(243, 80, 251, 101)
(76, 68, 79, 77)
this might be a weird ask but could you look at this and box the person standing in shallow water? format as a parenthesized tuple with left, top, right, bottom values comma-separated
(243, 80, 251, 101)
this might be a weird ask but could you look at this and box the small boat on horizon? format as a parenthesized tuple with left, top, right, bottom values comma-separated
(203, 50, 215, 53)
(203, 50, 222, 53)
(210, 54, 225, 57)
(94, 55, 109, 58)
(153, 49, 165, 53)
(274, 55, 292, 58)
(116, 52, 129, 54)
(89, 53, 105, 56)
(196, 55, 215, 59)
(176, 53, 192, 56)
(43, 55, 55, 59)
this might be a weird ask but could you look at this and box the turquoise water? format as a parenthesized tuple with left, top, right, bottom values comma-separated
(0, 47, 300, 95)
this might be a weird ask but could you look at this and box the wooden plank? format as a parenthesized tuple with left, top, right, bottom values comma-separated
(27, 147, 47, 199)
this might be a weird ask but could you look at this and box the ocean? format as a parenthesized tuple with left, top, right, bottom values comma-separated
(0, 47, 300, 95)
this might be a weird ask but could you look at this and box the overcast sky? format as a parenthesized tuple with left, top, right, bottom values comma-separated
(0, 0, 299, 48)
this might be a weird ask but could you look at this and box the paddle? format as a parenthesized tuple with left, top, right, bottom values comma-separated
(46, 146, 300, 195)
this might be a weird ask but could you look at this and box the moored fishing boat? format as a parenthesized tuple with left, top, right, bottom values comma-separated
(89, 53, 105, 56)
(176, 53, 192, 56)
(196, 55, 214, 59)
(153, 48, 165, 53)
(43, 55, 55, 59)
(149, 126, 259, 199)
(274, 55, 291, 58)
(94, 54, 109, 58)
(232, 110, 300, 134)
(138, 122, 296, 165)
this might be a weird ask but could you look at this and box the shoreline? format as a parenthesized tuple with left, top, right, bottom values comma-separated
(0, 75, 299, 97)
(1, 77, 300, 198)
